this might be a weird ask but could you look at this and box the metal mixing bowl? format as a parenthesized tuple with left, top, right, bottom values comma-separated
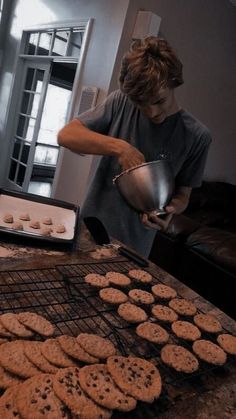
(113, 160, 174, 214)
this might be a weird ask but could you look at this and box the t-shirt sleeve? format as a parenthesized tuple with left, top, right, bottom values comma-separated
(77, 91, 119, 134)
(175, 131, 212, 188)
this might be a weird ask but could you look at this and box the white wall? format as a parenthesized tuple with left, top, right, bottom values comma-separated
(150, 0, 236, 184)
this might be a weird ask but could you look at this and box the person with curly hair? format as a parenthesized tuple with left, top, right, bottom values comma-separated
(57, 37, 211, 257)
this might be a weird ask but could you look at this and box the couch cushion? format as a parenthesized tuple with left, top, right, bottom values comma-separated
(186, 227, 236, 274)
(166, 214, 200, 240)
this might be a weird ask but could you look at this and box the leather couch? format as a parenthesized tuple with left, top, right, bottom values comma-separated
(149, 181, 236, 320)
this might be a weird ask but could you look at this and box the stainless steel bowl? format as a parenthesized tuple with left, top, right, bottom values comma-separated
(113, 160, 174, 214)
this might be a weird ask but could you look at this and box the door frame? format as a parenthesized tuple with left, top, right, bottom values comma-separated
(3, 18, 93, 193)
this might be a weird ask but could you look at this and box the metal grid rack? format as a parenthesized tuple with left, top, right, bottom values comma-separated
(0, 260, 235, 418)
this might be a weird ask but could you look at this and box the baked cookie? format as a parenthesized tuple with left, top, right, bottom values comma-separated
(105, 271, 131, 287)
(53, 367, 112, 418)
(0, 340, 40, 378)
(19, 212, 30, 221)
(99, 288, 128, 305)
(41, 338, 77, 368)
(84, 273, 110, 288)
(76, 333, 116, 359)
(118, 302, 148, 323)
(0, 365, 23, 389)
(24, 341, 58, 373)
(0, 384, 21, 417)
(128, 269, 152, 283)
(16, 373, 69, 418)
(0, 322, 15, 338)
(169, 298, 197, 316)
(217, 334, 236, 355)
(58, 335, 99, 363)
(29, 220, 40, 229)
(3, 213, 13, 223)
(193, 339, 227, 365)
(17, 312, 55, 337)
(193, 313, 222, 333)
(0, 337, 8, 345)
(128, 289, 155, 305)
(151, 304, 178, 323)
(151, 284, 177, 300)
(107, 355, 162, 402)
(136, 321, 169, 344)
(161, 344, 199, 373)
(171, 321, 201, 341)
(0, 313, 33, 338)
(79, 364, 137, 411)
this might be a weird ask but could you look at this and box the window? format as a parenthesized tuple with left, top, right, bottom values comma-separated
(24, 27, 83, 58)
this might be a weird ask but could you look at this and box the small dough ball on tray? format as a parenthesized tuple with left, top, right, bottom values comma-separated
(42, 216, 53, 225)
(3, 213, 14, 223)
(41, 226, 53, 236)
(55, 224, 66, 233)
(29, 220, 40, 229)
(19, 213, 30, 221)
(12, 221, 24, 231)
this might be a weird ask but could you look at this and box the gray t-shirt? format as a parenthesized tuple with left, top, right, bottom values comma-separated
(78, 90, 212, 257)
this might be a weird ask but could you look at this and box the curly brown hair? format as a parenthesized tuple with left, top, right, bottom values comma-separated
(119, 36, 183, 105)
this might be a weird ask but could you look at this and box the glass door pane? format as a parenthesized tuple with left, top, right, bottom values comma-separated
(7, 62, 51, 190)
(29, 62, 76, 197)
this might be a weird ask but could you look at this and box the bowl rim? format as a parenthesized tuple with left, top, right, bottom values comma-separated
(113, 159, 170, 184)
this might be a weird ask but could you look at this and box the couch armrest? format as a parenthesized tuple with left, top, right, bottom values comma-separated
(186, 226, 236, 274)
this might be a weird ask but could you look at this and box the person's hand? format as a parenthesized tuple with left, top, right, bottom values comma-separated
(141, 187, 192, 231)
(117, 141, 145, 170)
(141, 211, 173, 231)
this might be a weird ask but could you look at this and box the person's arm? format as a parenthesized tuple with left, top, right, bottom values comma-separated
(141, 186, 192, 231)
(57, 118, 145, 170)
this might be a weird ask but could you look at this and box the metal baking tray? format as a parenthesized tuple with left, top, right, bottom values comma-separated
(0, 188, 80, 249)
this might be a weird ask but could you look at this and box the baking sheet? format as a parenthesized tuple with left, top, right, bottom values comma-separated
(0, 194, 76, 241)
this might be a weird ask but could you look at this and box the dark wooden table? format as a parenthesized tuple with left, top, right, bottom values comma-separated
(0, 224, 235, 418)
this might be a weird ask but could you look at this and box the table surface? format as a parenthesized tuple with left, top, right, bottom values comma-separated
(0, 223, 235, 418)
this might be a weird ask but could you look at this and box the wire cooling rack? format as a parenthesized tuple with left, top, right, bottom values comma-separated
(0, 259, 235, 418)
